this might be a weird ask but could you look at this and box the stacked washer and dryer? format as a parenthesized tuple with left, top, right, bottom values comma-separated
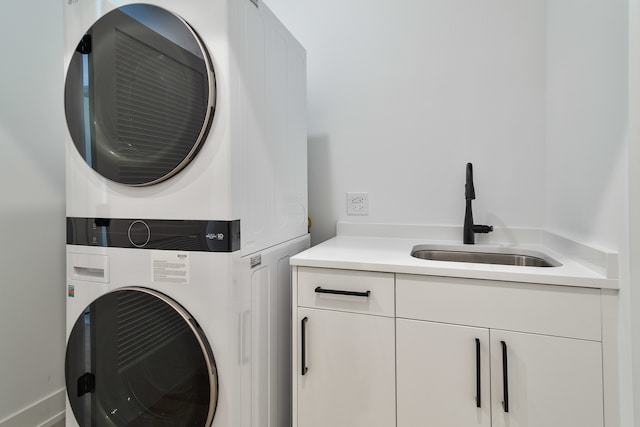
(62, 1, 308, 426)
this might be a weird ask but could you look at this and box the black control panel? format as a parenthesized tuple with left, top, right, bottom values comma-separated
(67, 217, 241, 252)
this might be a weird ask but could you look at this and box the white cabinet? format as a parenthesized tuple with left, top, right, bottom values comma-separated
(293, 267, 396, 427)
(293, 267, 608, 427)
(297, 308, 395, 427)
(396, 319, 491, 426)
(396, 274, 604, 427)
(489, 330, 603, 427)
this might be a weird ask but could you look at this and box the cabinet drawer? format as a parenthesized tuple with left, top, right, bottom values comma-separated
(396, 274, 601, 341)
(297, 267, 394, 317)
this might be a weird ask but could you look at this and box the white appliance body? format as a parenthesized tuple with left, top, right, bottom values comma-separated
(63, 0, 308, 255)
(65, 235, 309, 427)
(63, 1, 309, 426)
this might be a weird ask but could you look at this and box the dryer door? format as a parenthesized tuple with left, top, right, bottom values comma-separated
(65, 288, 218, 426)
(64, 4, 216, 186)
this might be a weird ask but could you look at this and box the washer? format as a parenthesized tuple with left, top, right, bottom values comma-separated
(65, 232, 309, 427)
(63, 0, 308, 255)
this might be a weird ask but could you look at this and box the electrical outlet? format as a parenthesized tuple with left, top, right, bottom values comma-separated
(347, 192, 369, 215)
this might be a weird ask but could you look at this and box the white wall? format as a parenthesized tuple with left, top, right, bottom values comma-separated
(265, 0, 546, 245)
(545, 0, 628, 252)
(0, 1, 66, 425)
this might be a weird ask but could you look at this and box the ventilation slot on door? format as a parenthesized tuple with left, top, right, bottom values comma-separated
(116, 291, 189, 371)
(113, 29, 207, 184)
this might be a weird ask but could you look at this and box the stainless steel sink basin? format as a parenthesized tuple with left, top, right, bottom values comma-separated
(410, 245, 561, 267)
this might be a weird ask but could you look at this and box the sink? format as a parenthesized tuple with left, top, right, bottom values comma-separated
(410, 245, 561, 267)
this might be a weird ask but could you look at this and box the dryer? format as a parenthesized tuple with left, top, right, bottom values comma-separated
(65, 230, 310, 427)
(63, 0, 308, 255)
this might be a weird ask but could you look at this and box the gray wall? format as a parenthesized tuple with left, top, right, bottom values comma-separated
(0, 0, 66, 425)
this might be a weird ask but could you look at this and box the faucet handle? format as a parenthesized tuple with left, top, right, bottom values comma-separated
(465, 163, 475, 200)
(472, 225, 493, 234)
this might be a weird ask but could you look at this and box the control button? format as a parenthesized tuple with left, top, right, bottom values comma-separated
(128, 220, 150, 248)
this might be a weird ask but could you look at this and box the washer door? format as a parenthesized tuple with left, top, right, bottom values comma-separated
(65, 288, 218, 426)
(64, 4, 216, 186)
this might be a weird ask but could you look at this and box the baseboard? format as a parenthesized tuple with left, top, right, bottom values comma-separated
(38, 412, 64, 427)
(0, 389, 65, 427)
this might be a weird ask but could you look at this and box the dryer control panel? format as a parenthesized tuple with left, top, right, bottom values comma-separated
(67, 217, 241, 252)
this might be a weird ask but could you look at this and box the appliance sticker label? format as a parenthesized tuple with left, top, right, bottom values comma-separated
(151, 251, 190, 285)
(68, 285, 75, 298)
(250, 254, 262, 268)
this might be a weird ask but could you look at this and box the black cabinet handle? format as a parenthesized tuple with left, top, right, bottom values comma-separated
(475, 338, 481, 408)
(314, 286, 371, 298)
(501, 340, 509, 413)
(301, 317, 308, 375)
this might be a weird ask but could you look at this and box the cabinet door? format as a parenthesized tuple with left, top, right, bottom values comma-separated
(490, 330, 603, 427)
(296, 308, 395, 427)
(397, 319, 491, 427)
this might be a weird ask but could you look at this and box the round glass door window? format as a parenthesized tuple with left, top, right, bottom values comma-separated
(64, 4, 216, 186)
(65, 288, 218, 426)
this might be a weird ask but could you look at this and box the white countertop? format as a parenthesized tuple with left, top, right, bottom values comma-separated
(290, 224, 619, 290)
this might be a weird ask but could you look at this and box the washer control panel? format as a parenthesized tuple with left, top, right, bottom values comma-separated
(67, 217, 241, 252)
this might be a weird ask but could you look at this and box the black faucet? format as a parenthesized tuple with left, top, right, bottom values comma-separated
(464, 163, 493, 244)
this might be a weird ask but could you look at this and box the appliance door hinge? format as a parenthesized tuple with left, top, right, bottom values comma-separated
(77, 372, 96, 397)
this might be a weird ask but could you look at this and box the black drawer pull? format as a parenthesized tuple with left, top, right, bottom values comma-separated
(501, 340, 509, 413)
(301, 317, 308, 375)
(314, 286, 371, 298)
(475, 338, 481, 408)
